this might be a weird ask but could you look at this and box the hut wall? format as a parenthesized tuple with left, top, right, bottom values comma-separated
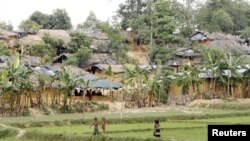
(176, 57, 201, 66)
(8, 36, 18, 47)
(169, 84, 182, 96)
(168, 80, 244, 98)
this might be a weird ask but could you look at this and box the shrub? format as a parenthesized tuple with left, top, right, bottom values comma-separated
(0, 129, 16, 139)
(59, 105, 74, 113)
(39, 105, 51, 115)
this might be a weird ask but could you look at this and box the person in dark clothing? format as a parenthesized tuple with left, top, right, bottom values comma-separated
(90, 117, 99, 135)
(153, 120, 160, 137)
(89, 89, 92, 101)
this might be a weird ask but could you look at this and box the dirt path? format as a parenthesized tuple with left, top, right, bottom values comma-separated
(0, 123, 26, 138)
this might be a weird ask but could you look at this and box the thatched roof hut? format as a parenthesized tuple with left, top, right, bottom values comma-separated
(21, 55, 41, 67)
(190, 31, 248, 54)
(19, 29, 71, 45)
(0, 29, 17, 40)
(38, 29, 70, 44)
(98, 64, 126, 74)
(60, 65, 89, 76)
(175, 48, 201, 58)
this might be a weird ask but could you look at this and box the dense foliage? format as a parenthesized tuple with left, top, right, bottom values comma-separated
(27, 9, 72, 30)
(18, 19, 41, 33)
(0, 21, 13, 31)
(0, 41, 10, 56)
(196, 0, 250, 34)
(67, 32, 92, 53)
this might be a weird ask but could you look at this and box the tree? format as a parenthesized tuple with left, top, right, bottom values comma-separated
(123, 64, 149, 107)
(210, 9, 234, 33)
(0, 41, 10, 56)
(201, 48, 224, 93)
(78, 11, 99, 29)
(30, 41, 56, 64)
(59, 67, 80, 107)
(117, 0, 187, 45)
(48, 9, 72, 30)
(42, 33, 64, 55)
(239, 27, 250, 38)
(218, 53, 245, 96)
(18, 19, 41, 34)
(67, 32, 92, 53)
(175, 66, 202, 97)
(29, 11, 50, 29)
(196, 0, 250, 34)
(28, 9, 72, 30)
(151, 47, 175, 64)
(75, 47, 92, 67)
(161, 66, 174, 103)
(242, 69, 250, 98)
(153, 0, 178, 43)
(0, 54, 33, 115)
(97, 21, 130, 63)
(117, 0, 152, 45)
(0, 21, 13, 31)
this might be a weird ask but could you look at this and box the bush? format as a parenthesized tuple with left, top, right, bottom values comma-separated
(0, 129, 16, 139)
(39, 105, 51, 115)
(203, 92, 214, 100)
(0, 41, 10, 56)
(59, 105, 74, 113)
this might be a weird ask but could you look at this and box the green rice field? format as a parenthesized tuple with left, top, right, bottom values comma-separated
(1, 107, 250, 141)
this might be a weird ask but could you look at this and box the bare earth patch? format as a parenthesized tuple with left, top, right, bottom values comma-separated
(188, 99, 250, 108)
(99, 101, 203, 114)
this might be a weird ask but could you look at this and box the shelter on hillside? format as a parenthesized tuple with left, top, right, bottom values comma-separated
(0, 28, 18, 48)
(69, 28, 110, 51)
(52, 54, 70, 64)
(189, 31, 211, 43)
(167, 59, 182, 72)
(19, 29, 71, 45)
(22, 55, 41, 67)
(189, 31, 249, 54)
(75, 74, 123, 90)
(174, 48, 201, 66)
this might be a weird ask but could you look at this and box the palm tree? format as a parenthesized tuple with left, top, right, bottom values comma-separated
(161, 66, 174, 103)
(242, 68, 250, 98)
(37, 74, 47, 107)
(123, 64, 148, 107)
(15, 66, 33, 109)
(0, 54, 33, 115)
(201, 48, 224, 94)
(143, 61, 165, 106)
(218, 53, 245, 96)
(59, 67, 81, 106)
(175, 66, 202, 98)
(0, 70, 12, 114)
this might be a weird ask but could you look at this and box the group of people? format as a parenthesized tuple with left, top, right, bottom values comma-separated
(90, 117, 161, 137)
(86, 89, 103, 101)
(90, 117, 107, 135)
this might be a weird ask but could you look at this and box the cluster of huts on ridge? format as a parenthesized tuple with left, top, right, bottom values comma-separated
(1, 27, 250, 105)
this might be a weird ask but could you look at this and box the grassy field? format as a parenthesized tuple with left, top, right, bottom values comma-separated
(23, 116, 250, 141)
(1, 106, 250, 141)
(1, 107, 250, 124)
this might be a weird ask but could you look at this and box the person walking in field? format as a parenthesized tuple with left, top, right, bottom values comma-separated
(101, 117, 107, 133)
(153, 120, 161, 137)
(90, 117, 99, 135)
